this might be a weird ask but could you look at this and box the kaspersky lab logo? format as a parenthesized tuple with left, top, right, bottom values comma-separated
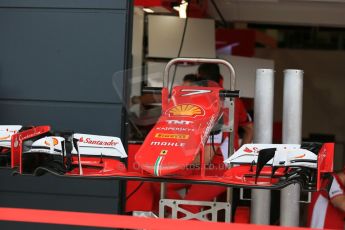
(167, 104, 205, 118)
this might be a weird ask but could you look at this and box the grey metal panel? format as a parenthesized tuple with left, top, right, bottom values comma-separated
(0, 222, 109, 230)
(0, 192, 118, 212)
(0, 9, 126, 103)
(0, 101, 123, 136)
(0, 168, 120, 213)
(0, 169, 118, 197)
(0, 0, 127, 9)
(0, 0, 132, 218)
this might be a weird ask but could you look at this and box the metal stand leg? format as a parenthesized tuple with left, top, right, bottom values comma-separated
(160, 182, 166, 199)
(158, 183, 231, 222)
(280, 69, 303, 227)
(251, 69, 274, 225)
(159, 199, 231, 222)
(159, 182, 166, 218)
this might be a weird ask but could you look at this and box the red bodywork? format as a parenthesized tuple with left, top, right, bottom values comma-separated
(135, 86, 222, 176)
(11, 126, 51, 172)
(11, 86, 334, 191)
(317, 143, 334, 190)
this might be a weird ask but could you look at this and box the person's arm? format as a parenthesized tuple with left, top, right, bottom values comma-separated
(331, 195, 345, 212)
(237, 99, 253, 146)
(192, 145, 216, 166)
(131, 94, 162, 105)
(328, 173, 345, 212)
(241, 122, 253, 145)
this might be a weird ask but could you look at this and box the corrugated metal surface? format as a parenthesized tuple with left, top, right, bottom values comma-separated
(0, 0, 132, 216)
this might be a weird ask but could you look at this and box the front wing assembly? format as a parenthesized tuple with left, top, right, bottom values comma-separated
(7, 127, 334, 191)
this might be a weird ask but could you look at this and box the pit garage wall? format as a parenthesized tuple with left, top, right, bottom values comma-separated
(256, 48, 345, 170)
(0, 0, 132, 217)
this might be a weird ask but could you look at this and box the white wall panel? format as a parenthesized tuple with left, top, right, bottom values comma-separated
(256, 48, 345, 169)
(209, 0, 345, 27)
(148, 15, 216, 58)
(131, 7, 144, 98)
(146, 55, 274, 98)
(218, 55, 274, 98)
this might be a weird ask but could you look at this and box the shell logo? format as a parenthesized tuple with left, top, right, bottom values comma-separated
(14, 137, 19, 148)
(44, 137, 59, 146)
(294, 154, 306, 159)
(0, 135, 10, 140)
(167, 104, 204, 117)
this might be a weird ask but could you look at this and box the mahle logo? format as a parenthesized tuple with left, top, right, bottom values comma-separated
(167, 104, 204, 117)
(150, 141, 185, 147)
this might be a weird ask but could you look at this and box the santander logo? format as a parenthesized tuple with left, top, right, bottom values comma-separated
(79, 137, 118, 147)
(243, 147, 253, 153)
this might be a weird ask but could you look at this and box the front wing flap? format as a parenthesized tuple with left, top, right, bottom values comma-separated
(11, 128, 334, 191)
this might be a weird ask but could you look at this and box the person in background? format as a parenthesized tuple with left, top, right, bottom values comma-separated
(131, 73, 198, 105)
(134, 66, 253, 220)
(174, 63, 253, 219)
(308, 168, 345, 229)
(197, 63, 254, 150)
(182, 74, 198, 86)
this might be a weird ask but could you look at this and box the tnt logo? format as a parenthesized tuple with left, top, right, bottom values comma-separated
(166, 120, 193, 125)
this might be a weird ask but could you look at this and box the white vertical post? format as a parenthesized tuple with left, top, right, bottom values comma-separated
(280, 69, 304, 226)
(251, 69, 274, 224)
